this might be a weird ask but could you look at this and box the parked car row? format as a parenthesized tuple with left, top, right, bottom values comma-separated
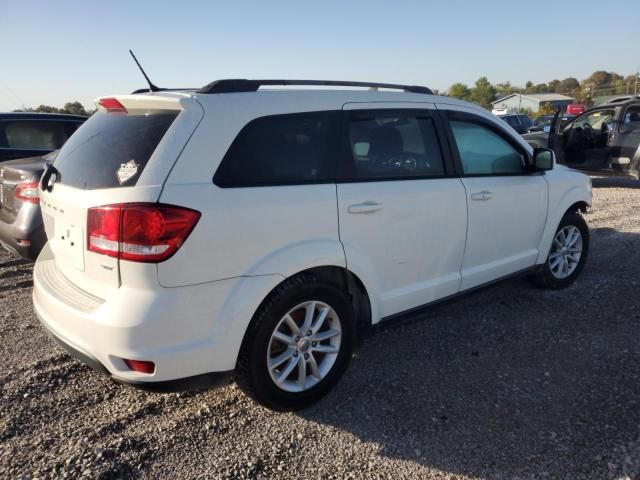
(0, 113, 86, 259)
(524, 97, 640, 179)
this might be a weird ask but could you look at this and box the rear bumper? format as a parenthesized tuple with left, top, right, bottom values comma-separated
(32, 243, 246, 389)
(0, 204, 46, 260)
(39, 317, 232, 392)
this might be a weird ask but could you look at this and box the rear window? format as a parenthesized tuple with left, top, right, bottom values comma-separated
(54, 111, 178, 189)
(214, 111, 339, 187)
(518, 115, 532, 126)
(503, 116, 520, 127)
(0, 121, 80, 150)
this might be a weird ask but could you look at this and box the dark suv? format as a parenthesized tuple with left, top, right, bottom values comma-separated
(523, 98, 640, 178)
(499, 114, 534, 134)
(0, 112, 86, 162)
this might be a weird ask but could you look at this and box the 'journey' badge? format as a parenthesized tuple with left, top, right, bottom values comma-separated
(117, 160, 139, 184)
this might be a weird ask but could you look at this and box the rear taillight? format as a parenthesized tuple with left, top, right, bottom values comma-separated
(15, 181, 40, 204)
(98, 97, 127, 114)
(87, 203, 200, 263)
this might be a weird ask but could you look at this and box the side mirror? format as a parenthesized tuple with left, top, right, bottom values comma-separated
(532, 147, 554, 171)
(527, 126, 543, 133)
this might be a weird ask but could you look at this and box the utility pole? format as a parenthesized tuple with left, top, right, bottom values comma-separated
(635, 69, 638, 95)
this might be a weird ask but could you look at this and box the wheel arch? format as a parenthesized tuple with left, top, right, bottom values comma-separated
(536, 181, 592, 264)
(218, 263, 376, 373)
(250, 265, 374, 346)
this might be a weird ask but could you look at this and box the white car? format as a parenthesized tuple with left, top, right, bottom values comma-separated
(33, 80, 592, 410)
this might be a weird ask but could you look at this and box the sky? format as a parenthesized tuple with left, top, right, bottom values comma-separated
(1, 0, 638, 111)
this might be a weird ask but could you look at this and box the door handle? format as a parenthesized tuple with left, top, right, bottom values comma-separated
(348, 201, 384, 214)
(470, 191, 493, 201)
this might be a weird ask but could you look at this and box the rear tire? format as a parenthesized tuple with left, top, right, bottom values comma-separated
(235, 273, 354, 411)
(529, 211, 589, 289)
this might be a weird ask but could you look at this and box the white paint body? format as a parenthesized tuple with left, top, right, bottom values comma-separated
(33, 89, 592, 384)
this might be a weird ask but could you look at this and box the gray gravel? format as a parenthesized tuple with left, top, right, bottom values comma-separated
(1, 176, 640, 479)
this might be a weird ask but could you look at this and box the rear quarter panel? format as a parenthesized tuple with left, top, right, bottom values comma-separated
(157, 94, 346, 288)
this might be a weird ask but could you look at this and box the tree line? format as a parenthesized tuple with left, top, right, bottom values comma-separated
(13, 101, 95, 117)
(12, 70, 638, 118)
(446, 70, 638, 113)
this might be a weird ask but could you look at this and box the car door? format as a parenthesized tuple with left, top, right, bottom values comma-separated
(441, 107, 548, 290)
(616, 104, 640, 172)
(337, 104, 467, 319)
(553, 108, 616, 170)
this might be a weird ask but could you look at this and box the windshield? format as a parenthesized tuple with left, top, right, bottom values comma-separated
(569, 110, 615, 131)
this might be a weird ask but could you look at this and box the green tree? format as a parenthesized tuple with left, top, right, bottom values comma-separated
(535, 102, 556, 117)
(62, 101, 89, 116)
(469, 76, 496, 109)
(526, 82, 550, 93)
(448, 82, 471, 100)
(16, 101, 93, 116)
(495, 81, 519, 96)
(581, 71, 624, 97)
(547, 79, 560, 92)
(557, 77, 580, 97)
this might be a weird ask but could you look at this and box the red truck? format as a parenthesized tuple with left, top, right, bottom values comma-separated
(566, 103, 586, 115)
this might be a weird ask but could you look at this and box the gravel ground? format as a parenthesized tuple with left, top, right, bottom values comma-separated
(1, 176, 640, 480)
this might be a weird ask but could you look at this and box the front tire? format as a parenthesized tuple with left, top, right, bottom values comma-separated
(235, 273, 354, 411)
(529, 211, 590, 289)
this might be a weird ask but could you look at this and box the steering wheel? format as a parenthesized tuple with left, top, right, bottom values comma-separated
(379, 154, 418, 172)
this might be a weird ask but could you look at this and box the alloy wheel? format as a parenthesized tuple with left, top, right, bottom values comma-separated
(549, 225, 583, 279)
(267, 301, 342, 393)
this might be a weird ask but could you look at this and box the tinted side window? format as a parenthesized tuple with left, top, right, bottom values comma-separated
(0, 121, 73, 150)
(623, 105, 640, 130)
(503, 116, 520, 127)
(450, 120, 525, 175)
(348, 114, 445, 179)
(519, 115, 532, 127)
(214, 111, 339, 187)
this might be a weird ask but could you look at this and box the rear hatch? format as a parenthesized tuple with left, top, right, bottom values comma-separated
(39, 94, 203, 299)
(0, 154, 50, 222)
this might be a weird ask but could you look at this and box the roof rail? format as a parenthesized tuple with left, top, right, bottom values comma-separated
(198, 79, 433, 95)
(131, 87, 197, 94)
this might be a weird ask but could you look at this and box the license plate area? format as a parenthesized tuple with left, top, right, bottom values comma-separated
(53, 220, 85, 271)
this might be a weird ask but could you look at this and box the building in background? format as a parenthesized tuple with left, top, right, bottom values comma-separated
(491, 93, 574, 113)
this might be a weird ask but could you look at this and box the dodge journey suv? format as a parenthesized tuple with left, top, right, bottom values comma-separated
(33, 79, 592, 410)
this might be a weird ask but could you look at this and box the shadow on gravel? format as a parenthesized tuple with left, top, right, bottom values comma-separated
(301, 228, 640, 479)
(0, 257, 31, 269)
(591, 176, 640, 189)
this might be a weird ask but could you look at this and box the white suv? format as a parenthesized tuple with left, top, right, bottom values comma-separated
(33, 80, 592, 410)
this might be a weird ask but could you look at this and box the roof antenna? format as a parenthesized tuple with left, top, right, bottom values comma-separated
(129, 49, 160, 92)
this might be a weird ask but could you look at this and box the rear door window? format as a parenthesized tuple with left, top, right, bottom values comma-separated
(214, 111, 340, 187)
(622, 105, 640, 130)
(347, 112, 445, 179)
(54, 111, 178, 189)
